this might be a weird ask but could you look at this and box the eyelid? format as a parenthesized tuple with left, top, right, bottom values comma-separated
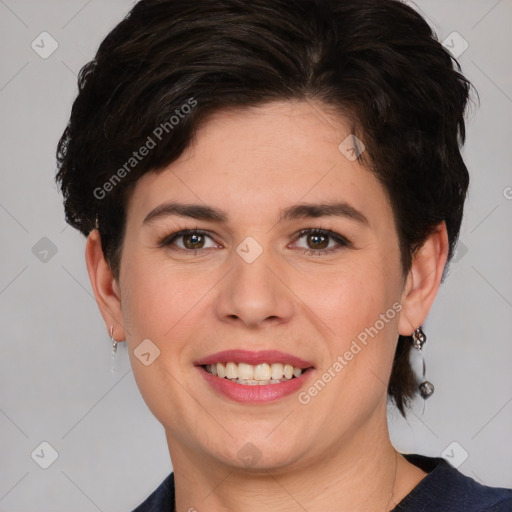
(158, 228, 218, 249)
(292, 228, 352, 251)
(158, 227, 352, 254)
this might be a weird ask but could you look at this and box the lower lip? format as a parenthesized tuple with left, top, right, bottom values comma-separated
(197, 366, 314, 404)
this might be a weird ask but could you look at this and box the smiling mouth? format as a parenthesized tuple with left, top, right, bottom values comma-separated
(202, 362, 311, 385)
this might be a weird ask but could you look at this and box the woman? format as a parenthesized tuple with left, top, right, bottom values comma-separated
(55, 0, 512, 510)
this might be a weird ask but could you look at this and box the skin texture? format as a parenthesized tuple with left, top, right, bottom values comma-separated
(86, 100, 448, 511)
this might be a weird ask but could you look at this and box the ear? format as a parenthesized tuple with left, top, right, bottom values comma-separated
(398, 221, 449, 336)
(85, 229, 126, 342)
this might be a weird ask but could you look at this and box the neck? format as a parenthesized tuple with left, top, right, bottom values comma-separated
(167, 406, 424, 512)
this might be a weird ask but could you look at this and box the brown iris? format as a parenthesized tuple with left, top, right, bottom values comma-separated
(182, 233, 205, 249)
(306, 232, 329, 250)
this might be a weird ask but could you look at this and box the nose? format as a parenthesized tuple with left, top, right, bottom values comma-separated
(213, 244, 295, 330)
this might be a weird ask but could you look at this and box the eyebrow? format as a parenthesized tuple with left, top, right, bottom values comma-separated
(143, 201, 369, 226)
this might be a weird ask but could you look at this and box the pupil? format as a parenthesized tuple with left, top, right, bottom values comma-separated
(184, 233, 203, 249)
(308, 233, 328, 250)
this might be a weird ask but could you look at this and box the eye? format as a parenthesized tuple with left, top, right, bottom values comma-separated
(158, 227, 351, 256)
(159, 229, 219, 252)
(292, 228, 350, 255)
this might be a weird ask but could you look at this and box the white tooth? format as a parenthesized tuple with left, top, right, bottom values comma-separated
(254, 363, 271, 381)
(237, 363, 254, 380)
(271, 363, 284, 380)
(233, 377, 288, 386)
(216, 363, 226, 378)
(237, 379, 257, 385)
(212, 362, 302, 382)
(284, 364, 294, 379)
(225, 362, 238, 379)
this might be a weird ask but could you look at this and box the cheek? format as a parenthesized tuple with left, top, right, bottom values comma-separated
(299, 256, 400, 343)
(296, 260, 402, 422)
(119, 254, 204, 426)
(120, 250, 201, 341)
(299, 254, 403, 413)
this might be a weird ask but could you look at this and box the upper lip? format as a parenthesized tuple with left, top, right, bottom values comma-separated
(194, 350, 314, 369)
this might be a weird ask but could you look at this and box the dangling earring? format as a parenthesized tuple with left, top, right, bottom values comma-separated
(109, 326, 118, 374)
(412, 326, 434, 401)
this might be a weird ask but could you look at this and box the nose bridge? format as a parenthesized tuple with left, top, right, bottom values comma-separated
(214, 236, 294, 327)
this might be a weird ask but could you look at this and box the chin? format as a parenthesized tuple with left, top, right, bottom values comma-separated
(206, 437, 309, 473)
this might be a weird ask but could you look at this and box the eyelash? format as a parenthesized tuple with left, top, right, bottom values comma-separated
(157, 227, 351, 256)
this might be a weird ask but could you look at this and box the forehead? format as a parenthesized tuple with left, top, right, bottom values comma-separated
(126, 100, 393, 229)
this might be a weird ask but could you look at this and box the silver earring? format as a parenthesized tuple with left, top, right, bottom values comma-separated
(412, 327, 434, 399)
(109, 326, 118, 374)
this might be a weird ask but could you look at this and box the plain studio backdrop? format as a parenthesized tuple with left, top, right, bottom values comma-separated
(1, 0, 511, 510)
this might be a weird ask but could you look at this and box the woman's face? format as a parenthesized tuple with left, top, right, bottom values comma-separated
(115, 101, 410, 470)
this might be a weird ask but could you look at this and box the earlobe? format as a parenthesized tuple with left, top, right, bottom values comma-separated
(85, 229, 126, 341)
(398, 222, 449, 336)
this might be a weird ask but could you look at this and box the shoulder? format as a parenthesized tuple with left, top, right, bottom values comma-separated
(130, 472, 175, 512)
(393, 453, 512, 512)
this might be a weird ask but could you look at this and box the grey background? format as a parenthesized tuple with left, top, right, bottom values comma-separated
(1, 0, 511, 510)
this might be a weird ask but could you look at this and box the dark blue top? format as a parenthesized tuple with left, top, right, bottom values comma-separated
(131, 453, 512, 511)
